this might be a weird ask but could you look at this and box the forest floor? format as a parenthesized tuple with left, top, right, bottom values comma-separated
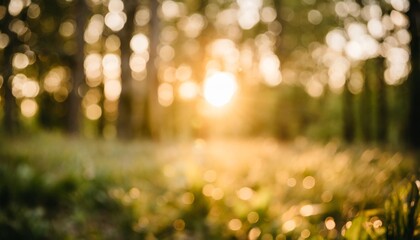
(0, 133, 418, 239)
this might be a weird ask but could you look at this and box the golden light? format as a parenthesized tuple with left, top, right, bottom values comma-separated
(282, 219, 297, 233)
(104, 79, 121, 101)
(27, 3, 40, 19)
(249, 227, 262, 240)
(161, 0, 181, 20)
(8, 0, 25, 16)
(130, 33, 149, 53)
(179, 81, 198, 100)
(228, 218, 242, 231)
(237, 187, 254, 201)
(247, 211, 259, 223)
(13, 53, 29, 69)
(158, 83, 174, 107)
(0, 33, 10, 50)
(237, 0, 262, 30)
(85, 104, 102, 120)
(325, 217, 336, 230)
(20, 98, 38, 118)
(84, 14, 104, 44)
(59, 20, 76, 38)
(203, 71, 237, 107)
(105, 12, 126, 32)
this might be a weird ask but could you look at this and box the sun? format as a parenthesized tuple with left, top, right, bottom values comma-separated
(203, 71, 238, 107)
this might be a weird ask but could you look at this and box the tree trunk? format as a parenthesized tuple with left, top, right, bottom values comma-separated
(2, 43, 19, 135)
(376, 58, 387, 143)
(66, 0, 88, 135)
(117, 0, 136, 139)
(146, 0, 161, 140)
(343, 81, 355, 142)
(407, 0, 420, 148)
(1, 1, 20, 135)
(361, 61, 372, 142)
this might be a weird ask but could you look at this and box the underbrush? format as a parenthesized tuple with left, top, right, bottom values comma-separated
(0, 134, 418, 239)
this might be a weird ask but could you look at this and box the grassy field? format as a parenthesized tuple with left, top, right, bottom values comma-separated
(0, 133, 419, 239)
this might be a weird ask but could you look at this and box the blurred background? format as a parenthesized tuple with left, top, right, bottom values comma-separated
(1, 1, 420, 239)
(1, 0, 419, 147)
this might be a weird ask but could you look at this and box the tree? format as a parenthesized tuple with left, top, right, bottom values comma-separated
(145, 0, 160, 140)
(66, 0, 88, 135)
(117, 0, 137, 139)
(1, 0, 25, 134)
(407, 0, 420, 148)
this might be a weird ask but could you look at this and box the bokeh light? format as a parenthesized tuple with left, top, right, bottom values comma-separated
(203, 71, 237, 107)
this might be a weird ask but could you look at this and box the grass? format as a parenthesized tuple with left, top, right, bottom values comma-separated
(0, 133, 419, 239)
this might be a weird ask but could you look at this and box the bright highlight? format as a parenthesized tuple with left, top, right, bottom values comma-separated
(203, 72, 237, 107)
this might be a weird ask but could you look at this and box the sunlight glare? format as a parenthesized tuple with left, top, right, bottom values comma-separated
(326, 29, 347, 52)
(130, 33, 149, 53)
(237, 0, 262, 30)
(259, 53, 282, 86)
(104, 79, 121, 101)
(84, 14, 104, 44)
(105, 12, 126, 32)
(203, 72, 237, 107)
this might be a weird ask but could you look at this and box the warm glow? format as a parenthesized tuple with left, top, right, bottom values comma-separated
(161, 0, 181, 20)
(282, 219, 297, 233)
(130, 33, 149, 53)
(104, 79, 121, 101)
(59, 20, 76, 38)
(105, 11, 126, 32)
(8, 0, 25, 16)
(203, 72, 237, 107)
(302, 175, 316, 189)
(0, 33, 10, 50)
(13, 53, 29, 69)
(12, 74, 40, 99)
(237, 187, 254, 200)
(237, 0, 262, 30)
(325, 217, 336, 230)
(85, 104, 102, 120)
(259, 53, 282, 86)
(158, 83, 174, 107)
(84, 14, 104, 44)
(179, 81, 198, 100)
(228, 218, 242, 231)
(20, 98, 38, 118)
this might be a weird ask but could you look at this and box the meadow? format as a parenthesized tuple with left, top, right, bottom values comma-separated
(0, 133, 418, 240)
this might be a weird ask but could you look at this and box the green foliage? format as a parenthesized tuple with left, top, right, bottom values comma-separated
(0, 155, 136, 239)
(385, 179, 420, 240)
(0, 134, 418, 239)
(345, 178, 420, 240)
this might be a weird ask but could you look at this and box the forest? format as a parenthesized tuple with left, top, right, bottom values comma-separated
(0, 0, 419, 239)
